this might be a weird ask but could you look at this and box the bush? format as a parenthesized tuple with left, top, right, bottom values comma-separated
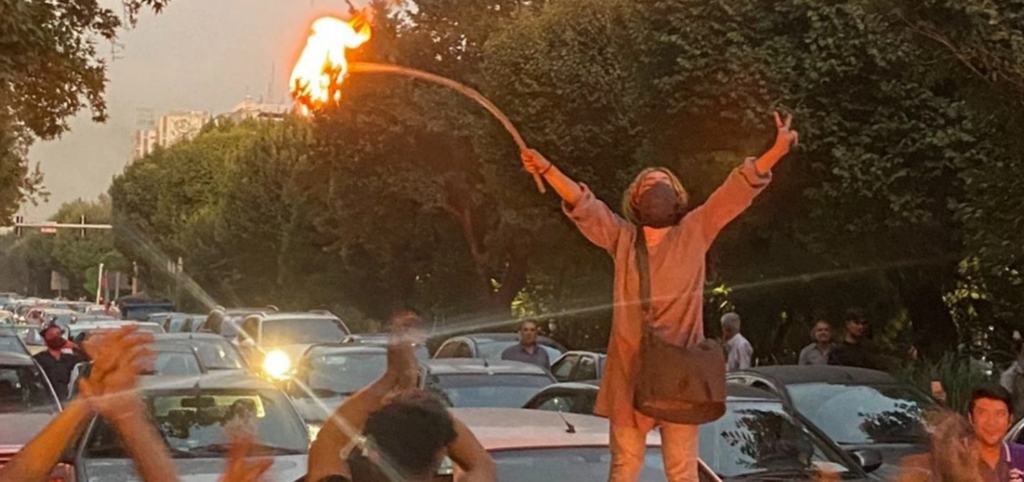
(897, 353, 995, 413)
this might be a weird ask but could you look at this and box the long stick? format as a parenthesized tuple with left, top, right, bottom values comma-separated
(348, 62, 546, 193)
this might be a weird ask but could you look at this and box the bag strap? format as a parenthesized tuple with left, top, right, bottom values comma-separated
(634, 228, 653, 325)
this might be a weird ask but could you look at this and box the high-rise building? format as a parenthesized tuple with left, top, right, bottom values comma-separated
(132, 110, 211, 161)
(224, 96, 292, 123)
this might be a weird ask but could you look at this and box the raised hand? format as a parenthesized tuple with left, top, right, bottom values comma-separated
(79, 325, 154, 423)
(773, 111, 799, 153)
(520, 149, 552, 176)
(218, 433, 274, 482)
(388, 312, 422, 389)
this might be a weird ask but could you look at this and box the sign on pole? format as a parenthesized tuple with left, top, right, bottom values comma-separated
(49, 271, 69, 292)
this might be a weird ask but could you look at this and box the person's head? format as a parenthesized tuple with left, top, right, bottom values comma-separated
(351, 391, 457, 481)
(812, 320, 833, 344)
(721, 313, 741, 341)
(968, 385, 1013, 448)
(41, 324, 65, 350)
(518, 319, 539, 347)
(621, 168, 689, 228)
(843, 308, 867, 340)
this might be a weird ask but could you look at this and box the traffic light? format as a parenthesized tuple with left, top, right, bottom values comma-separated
(13, 216, 22, 237)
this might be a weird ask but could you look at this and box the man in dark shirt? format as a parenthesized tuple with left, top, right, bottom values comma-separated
(827, 308, 879, 370)
(500, 319, 550, 369)
(32, 324, 82, 400)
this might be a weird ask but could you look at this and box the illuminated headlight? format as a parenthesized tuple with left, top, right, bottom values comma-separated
(263, 350, 292, 379)
(308, 423, 322, 442)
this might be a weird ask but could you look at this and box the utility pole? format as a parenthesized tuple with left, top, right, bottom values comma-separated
(95, 263, 105, 304)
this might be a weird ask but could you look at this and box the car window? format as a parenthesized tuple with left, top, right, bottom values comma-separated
(186, 339, 246, 370)
(302, 350, 387, 398)
(0, 365, 60, 414)
(552, 355, 579, 382)
(84, 389, 307, 458)
(261, 318, 348, 346)
(153, 350, 202, 376)
(699, 400, 855, 478)
(787, 383, 934, 445)
(240, 317, 260, 342)
(453, 342, 474, 359)
(435, 342, 459, 359)
(536, 395, 576, 413)
(427, 373, 553, 408)
(0, 334, 28, 356)
(575, 356, 598, 381)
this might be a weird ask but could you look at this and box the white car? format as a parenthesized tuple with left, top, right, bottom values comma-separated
(445, 408, 722, 482)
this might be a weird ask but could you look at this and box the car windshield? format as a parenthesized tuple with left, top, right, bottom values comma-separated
(0, 365, 59, 414)
(84, 389, 307, 458)
(428, 373, 553, 408)
(303, 350, 387, 397)
(262, 319, 347, 346)
(787, 382, 935, 445)
(183, 339, 246, 370)
(488, 447, 671, 481)
(477, 341, 561, 362)
(151, 345, 203, 376)
(0, 333, 28, 356)
(699, 400, 855, 478)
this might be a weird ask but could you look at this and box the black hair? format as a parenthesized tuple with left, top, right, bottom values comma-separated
(353, 390, 457, 480)
(40, 323, 63, 338)
(969, 384, 1013, 415)
(844, 307, 866, 322)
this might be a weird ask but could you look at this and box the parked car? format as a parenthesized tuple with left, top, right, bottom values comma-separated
(67, 373, 308, 482)
(160, 313, 206, 333)
(726, 365, 935, 480)
(234, 311, 351, 379)
(442, 408, 722, 481)
(522, 382, 882, 480)
(433, 333, 566, 365)
(419, 359, 556, 409)
(0, 352, 67, 479)
(114, 296, 175, 321)
(67, 321, 164, 342)
(550, 350, 606, 383)
(283, 344, 388, 438)
(522, 380, 600, 414)
(342, 333, 431, 360)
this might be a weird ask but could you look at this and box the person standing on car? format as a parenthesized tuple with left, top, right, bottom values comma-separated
(827, 308, 880, 370)
(1000, 336, 1024, 421)
(33, 324, 82, 399)
(721, 312, 752, 371)
(520, 112, 798, 482)
(799, 320, 834, 366)
(501, 319, 551, 369)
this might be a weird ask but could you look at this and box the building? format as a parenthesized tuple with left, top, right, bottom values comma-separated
(224, 96, 292, 123)
(132, 110, 211, 161)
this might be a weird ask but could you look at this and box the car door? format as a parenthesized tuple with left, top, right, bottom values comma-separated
(551, 354, 580, 383)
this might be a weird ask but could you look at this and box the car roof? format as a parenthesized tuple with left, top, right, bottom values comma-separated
(739, 365, 897, 385)
(452, 408, 656, 451)
(725, 383, 781, 401)
(0, 352, 36, 366)
(153, 333, 228, 342)
(421, 358, 552, 376)
(138, 373, 278, 391)
(558, 350, 606, 358)
(248, 312, 341, 322)
(304, 343, 387, 355)
(539, 381, 602, 391)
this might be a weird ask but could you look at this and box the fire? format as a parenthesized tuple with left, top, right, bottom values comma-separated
(289, 11, 372, 114)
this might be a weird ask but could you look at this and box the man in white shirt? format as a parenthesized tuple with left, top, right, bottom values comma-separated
(722, 312, 752, 371)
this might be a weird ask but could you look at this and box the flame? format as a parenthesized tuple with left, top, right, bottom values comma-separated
(289, 11, 372, 114)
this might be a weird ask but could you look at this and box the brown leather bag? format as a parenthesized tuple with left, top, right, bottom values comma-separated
(632, 229, 726, 425)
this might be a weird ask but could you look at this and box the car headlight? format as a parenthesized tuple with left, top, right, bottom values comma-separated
(307, 423, 322, 442)
(263, 350, 292, 379)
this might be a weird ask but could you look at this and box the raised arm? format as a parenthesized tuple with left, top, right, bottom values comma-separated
(693, 112, 798, 245)
(522, 149, 630, 252)
(448, 417, 497, 482)
(521, 149, 584, 207)
(0, 400, 93, 482)
(307, 316, 420, 482)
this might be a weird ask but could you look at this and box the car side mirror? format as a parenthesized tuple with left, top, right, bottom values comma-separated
(849, 448, 883, 473)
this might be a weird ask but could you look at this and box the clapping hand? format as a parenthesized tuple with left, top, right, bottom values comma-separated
(78, 325, 154, 423)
